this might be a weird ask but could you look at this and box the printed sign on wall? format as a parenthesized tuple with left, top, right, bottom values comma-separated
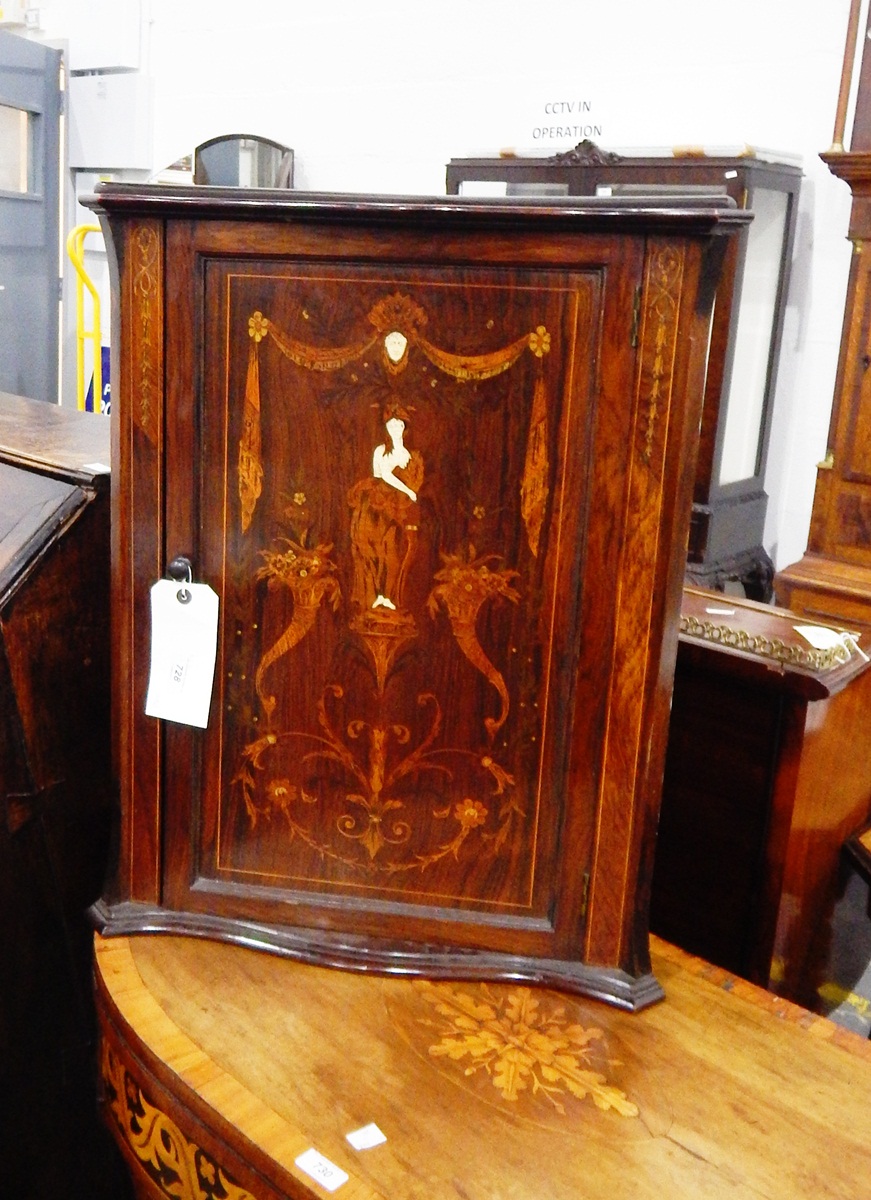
(530, 98, 602, 146)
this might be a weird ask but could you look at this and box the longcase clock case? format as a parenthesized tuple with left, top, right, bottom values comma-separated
(89, 186, 744, 1010)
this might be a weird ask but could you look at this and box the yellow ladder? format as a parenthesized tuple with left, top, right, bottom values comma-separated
(66, 223, 104, 411)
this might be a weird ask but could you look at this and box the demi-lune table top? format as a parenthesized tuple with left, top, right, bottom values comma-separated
(95, 932, 871, 1200)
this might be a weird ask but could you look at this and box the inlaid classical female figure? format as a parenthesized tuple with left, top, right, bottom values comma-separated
(348, 416, 424, 616)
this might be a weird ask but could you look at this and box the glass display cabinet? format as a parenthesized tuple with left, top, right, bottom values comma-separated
(447, 144, 802, 600)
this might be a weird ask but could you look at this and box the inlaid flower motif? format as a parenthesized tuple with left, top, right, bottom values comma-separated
(248, 310, 269, 342)
(416, 982, 638, 1117)
(454, 798, 488, 829)
(257, 539, 338, 587)
(267, 779, 293, 805)
(429, 546, 521, 608)
(259, 777, 318, 823)
(528, 325, 551, 357)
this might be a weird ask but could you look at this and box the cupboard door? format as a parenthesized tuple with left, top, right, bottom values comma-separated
(160, 224, 654, 982)
(183, 258, 602, 918)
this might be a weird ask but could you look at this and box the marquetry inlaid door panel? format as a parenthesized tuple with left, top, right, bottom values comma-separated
(89, 188, 745, 1010)
(176, 253, 613, 937)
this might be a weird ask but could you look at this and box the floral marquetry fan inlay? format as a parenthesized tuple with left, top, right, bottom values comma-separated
(400, 980, 639, 1119)
(87, 184, 747, 1010)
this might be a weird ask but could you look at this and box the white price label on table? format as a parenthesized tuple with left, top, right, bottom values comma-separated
(346, 1122, 387, 1150)
(294, 1148, 349, 1192)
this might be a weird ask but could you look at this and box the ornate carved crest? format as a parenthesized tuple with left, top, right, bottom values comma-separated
(552, 139, 624, 167)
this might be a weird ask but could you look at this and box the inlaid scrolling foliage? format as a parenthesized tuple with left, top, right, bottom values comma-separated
(229, 288, 554, 882)
(130, 223, 160, 441)
(638, 244, 683, 464)
(101, 1040, 259, 1200)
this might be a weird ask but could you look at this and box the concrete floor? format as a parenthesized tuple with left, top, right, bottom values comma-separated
(816, 868, 871, 1038)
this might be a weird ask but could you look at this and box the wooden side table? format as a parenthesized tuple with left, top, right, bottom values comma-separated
(94, 931, 871, 1200)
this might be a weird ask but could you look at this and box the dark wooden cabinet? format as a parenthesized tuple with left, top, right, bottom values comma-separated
(651, 585, 871, 1008)
(448, 145, 802, 600)
(87, 184, 745, 1011)
(0, 392, 130, 1199)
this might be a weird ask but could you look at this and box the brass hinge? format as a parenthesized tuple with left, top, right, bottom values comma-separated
(580, 870, 591, 920)
(630, 284, 642, 348)
(817, 450, 835, 470)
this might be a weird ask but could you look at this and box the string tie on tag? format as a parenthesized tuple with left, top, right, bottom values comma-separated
(167, 555, 194, 604)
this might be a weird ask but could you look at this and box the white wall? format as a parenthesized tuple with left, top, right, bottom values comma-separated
(26, 0, 864, 572)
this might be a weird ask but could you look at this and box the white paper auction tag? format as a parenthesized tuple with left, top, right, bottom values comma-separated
(294, 1148, 349, 1192)
(345, 1122, 387, 1150)
(794, 623, 868, 662)
(794, 623, 845, 651)
(145, 578, 219, 728)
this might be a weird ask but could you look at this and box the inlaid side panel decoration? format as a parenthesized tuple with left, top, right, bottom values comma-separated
(130, 223, 161, 443)
(119, 217, 165, 905)
(199, 265, 598, 917)
(637, 244, 683, 464)
(101, 1039, 259, 1200)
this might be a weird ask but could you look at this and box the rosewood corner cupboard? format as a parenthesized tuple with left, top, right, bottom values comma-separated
(87, 184, 745, 1010)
